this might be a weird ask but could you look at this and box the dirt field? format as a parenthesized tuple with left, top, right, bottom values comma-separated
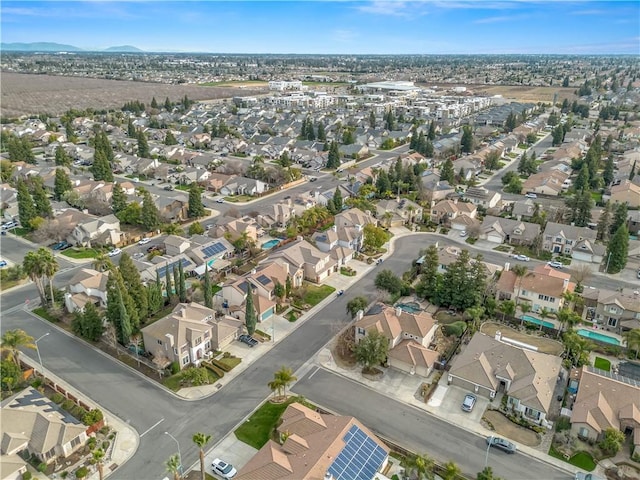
(480, 322, 564, 356)
(423, 83, 577, 103)
(484, 410, 541, 447)
(0, 72, 266, 118)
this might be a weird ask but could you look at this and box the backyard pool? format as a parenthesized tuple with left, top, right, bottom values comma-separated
(261, 239, 280, 250)
(521, 315, 555, 329)
(576, 328, 621, 346)
(396, 302, 422, 314)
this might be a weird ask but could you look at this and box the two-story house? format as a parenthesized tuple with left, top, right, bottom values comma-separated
(542, 222, 602, 263)
(430, 199, 477, 227)
(267, 238, 336, 284)
(141, 302, 243, 370)
(375, 198, 423, 227)
(464, 186, 502, 210)
(64, 268, 109, 313)
(480, 216, 540, 246)
(70, 214, 124, 247)
(332, 208, 377, 252)
(354, 304, 440, 377)
(581, 287, 640, 335)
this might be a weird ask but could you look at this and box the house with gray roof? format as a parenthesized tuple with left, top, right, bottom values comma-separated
(543, 222, 602, 263)
(581, 287, 640, 335)
(479, 215, 540, 246)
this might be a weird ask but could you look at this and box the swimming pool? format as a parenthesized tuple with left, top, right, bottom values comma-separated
(261, 239, 280, 250)
(521, 315, 554, 329)
(576, 328, 621, 346)
(396, 302, 422, 314)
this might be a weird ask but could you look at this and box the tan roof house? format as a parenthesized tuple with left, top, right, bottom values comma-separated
(354, 305, 440, 377)
(448, 332, 563, 426)
(236, 402, 389, 480)
(431, 199, 477, 226)
(141, 302, 243, 370)
(64, 268, 110, 313)
(609, 179, 640, 208)
(570, 366, 640, 450)
(521, 170, 569, 196)
(1, 387, 88, 465)
(267, 238, 336, 284)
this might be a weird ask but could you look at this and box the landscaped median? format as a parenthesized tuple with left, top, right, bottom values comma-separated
(61, 247, 104, 260)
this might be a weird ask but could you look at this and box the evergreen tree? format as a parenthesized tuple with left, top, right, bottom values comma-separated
(119, 253, 148, 321)
(178, 261, 187, 303)
(603, 155, 615, 186)
(54, 146, 71, 166)
(147, 280, 163, 316)
(172, 265, 180, 303)
(440, 158, 455, 185)
(203, 265, 213, 309)
(111, 182, 128, 214)
(245, 290, 257, 336)
(427, 120, 436, 141)
(606, 225, 629, 274)
(461, 125, 473, 153)
(505, 112, 517, 132)
(141, 191, 160, 231)
(151, 97, 158, 109)
(630, 160, 637, 181)
(164, 97, 172, 111)
(326, 141, 341, 169)
(188, 183, 205, 218)
(30, 177, 52, 219)
(517, 151, 529, 175)
(333, 187, 343, 213)
(54, 168, 72, 201)
(416, 245, 440, 301)
(17, 178, 36, 229)
(106, 274, 134, 344)
(611, 202, 628, 235)
(137, 129, 150, 158)
(164, 266, 173, 299)
(552, 124, 565, 146)
(342, 128, 354, 145)
(316, 122, 326, 141)
(127, 118, 136, 138)
(384, 110, 396, 131)
(164, 130, 178, 145)
(596, 201, 612, 241)
(369, 110, 376, 128)
(285, 275, 292, 298)
(115, 288, 133, 344)
(81, 302, 104, 341)
(574, 163, 590, 192)
(409, 125, 419, 150)
(91, 149, 111, 181)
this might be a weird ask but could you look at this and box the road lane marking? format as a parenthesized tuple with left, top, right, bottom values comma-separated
(139, 418, 164, 437)
(308, 367, 320, 379)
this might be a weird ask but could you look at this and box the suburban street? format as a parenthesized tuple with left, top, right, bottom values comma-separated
(0, 234, 604, 479)
(293, 367, 571, 480)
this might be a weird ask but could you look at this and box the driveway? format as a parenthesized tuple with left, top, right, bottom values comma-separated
(437, 384, 490, 424)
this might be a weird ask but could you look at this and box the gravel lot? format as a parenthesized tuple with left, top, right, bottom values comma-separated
(0, 72, 266, 118)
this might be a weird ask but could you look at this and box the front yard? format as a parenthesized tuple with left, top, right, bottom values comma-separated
(483, 410, 541, 447)
(61, 247, 103, 259)
(291, 283, 335, 309)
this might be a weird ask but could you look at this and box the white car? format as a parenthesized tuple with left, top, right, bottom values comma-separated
(547, 261, 563, 269)
(138, 238, 150, 245)
(524, 192, 538, 199)
(216, 198, 225, 204)
(514, 254, 530, 261)
(212, 458, 237, 479)
(460, 231, 467, 237)
(107, 248, 122, 257)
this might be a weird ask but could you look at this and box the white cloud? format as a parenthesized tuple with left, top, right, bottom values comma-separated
(332, 29, 358, 42)
(356, 1, 413, 17)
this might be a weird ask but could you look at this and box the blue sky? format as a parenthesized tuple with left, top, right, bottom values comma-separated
(2, 1, 639, 54)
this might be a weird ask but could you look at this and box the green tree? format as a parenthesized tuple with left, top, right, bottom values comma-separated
(552, 124, 564, 146)
(72, 302, 104, 341)
(333, 186, 343, 213)
(611, 202, 628, 235)
(127, 118, 136, 138)
(192, 432, 211, 480)
(574, 163, 590, 192)
(441, 460, 462, 480)
(355, 330, 389, 374)
(105, 269, 138, 342)
(188, 183, 205, 218)
(369, 110, 376, 128)
(428, 120, 436, 141)
(53, 168, 73, 201)
(166, 453, 181, 480)
(405, 453, 435, 480)
(119, 253, 149, 321)
(597, 201, 612, 241)
(188, 221, 205, 236)
(274, 366, 297, 398)
(461, 125, 473, 153)
(477, 466, 501, 480)
(111, 182, 128, 215)
(623, 329, 640, 359)
(505, 112, 517, 132)
(603, 155, 615, 186)
(416, 245, 440, 302)
(606, 225, 629, 273)
(17, 179, 36, 230)
(115, 286, 133, 344)
(484, 151, 501, 171)
(0, 160, 14, 182)
(31, 177, 52, 219)
(1, 359, 22, 393)
(93, 449, 106, 480)
(178, 261, 187, 303)
(440, 158, 455, 185)
(54, 146, 71, 166)
(317, 122, 326, 141)
(346, 296, 368, 318)
(203, 266, 213, 309)
(24, 248, 58, 307)
(141, 191, 161, 231)
(137, 129, 150, 158)
(147, 271, 164, 314)
(245, 290, 257, 336)
(164, 130, 178, 146)
(1, 329, 35, 366)
(326, 141, 341, 169)
(600, 428, 625, 455)
(374, 269, 404, 296)
(91, 148, 113, 182)
(363, 224, 388, 251)
(164, 266, 173, 300)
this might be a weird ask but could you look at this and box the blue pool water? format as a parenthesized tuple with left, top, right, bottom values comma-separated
(521, 315, 554, 329)
(577, 328, 621, 346)
(396, 302, 422, 314)
(261, 239, 280, 250)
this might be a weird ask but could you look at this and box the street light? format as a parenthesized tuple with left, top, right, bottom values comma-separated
(164, 431, 182, 474)
(34, 333, 50, 374)
(485, 435, 493, 468)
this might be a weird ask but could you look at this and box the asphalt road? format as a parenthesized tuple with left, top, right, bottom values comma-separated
(292, 367, 571, 480)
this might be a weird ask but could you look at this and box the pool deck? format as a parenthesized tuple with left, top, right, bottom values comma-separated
(575, 324, 624, 346)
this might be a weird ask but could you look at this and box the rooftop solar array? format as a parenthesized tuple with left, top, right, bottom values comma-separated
(156, 258, 192, 278)
(617, 361, 640, 382)
(328, 424, 387, 480)
(588, 366, 640, 388)
(201, 242, 227, 259)
(256, 274, 271, 286)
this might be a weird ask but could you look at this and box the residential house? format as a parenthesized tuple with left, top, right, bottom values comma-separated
(236, 402, 389, 480)
(420, 175, 456, 208)
(608, 180, 640, 208)
(70, 214, 124, 247)
(256, 202, 296, 229)
(581, 288, 640, 334)
(570, 366, 640, 452)
(267, 238, 336, 284)
(221, 176, 268, 196)
(521, 170, 569, 196)
(430, 199, 477, 227)
(1, 387, 88, 467)
(375, 198, 423, 227)
(496, 264, 574, 314)
(141, 302, 243, 369)
(354, 305, 440, 377)
(211, 216, 260, 243)
(479, 216, 540, 246)
(448, 332, 563, 426)
(435, 245, 502, 276)
(511, 199, 537, 221)
(332, 208, 377, 252)
(206, 173, 236, 192)
(164, 235, 191, 257)
(187, 237, 235, 274)
(464, 187, 502, 210)
(64, 268, 109, 313)
(542, 222, 601, 263)
(156, 195, 189, 222)
(140, 254, 196, 283)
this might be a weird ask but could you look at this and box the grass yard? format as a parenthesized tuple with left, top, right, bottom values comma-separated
(235, 396, 315, 449)
(302, 284, 336, 307)
(33, 307, 59, 323)
(163, 368, 220, 392)
(594, 357, 611, 371)
(61, 248, 102, 259)
(493, 245, 511, 253)
(217, 356, 241, 370)
(224, 195, 254, 203)
(549, 445, 596, 471)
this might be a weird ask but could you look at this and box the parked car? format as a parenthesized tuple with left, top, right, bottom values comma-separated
(238, 334, 258, 347)
(461, 393, 477, 412)
(138, 237, 151, 245)
(147, 245, 162, 253)
(524, 192, 538, 199)
(212, 458, 237, 479)
(514, 254, 530, 261)
(460, 231, 467, 237)
(2, 221, 18, 230)
(164, 185, 174, 191)
(309, 176, 317, 182)
(127, 344, 146, 356)
(108, 248, 122, 257)
(216, 198, 225, 203)
(0, 259, 7, 268)
(337, 289, 344, 296)
(53, 241, 71, 251)
(547, 261, 563, 269)
(486, 436, 517, 454)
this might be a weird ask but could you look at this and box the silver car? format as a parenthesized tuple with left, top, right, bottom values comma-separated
(461, 394, 477, 412)
(486, 436, 517, 454)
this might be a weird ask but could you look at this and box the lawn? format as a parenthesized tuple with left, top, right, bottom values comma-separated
(163, 369, 220, 392)
(549, 445, 596, 471)
(224, 195, 254, 203)
(61, 248, 102, 259)
(301, 284, 335, 307)
(594, 357, 611, 371)
(217, 356, 241, 370)
(33, 307, 59, 323)
(234, 396, 314, 449)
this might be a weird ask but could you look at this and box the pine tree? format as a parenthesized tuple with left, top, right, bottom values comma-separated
(173, 265, 180, 303)
(151, 97, 158, 109)
(326, 141, 340, 169)
(115, 287, 133, 345)
(440, 159, 455, 185)
(164, 97, 172, 111)
(597, 201, 612, 241)
(245, 289, 257, 336)
(54, 168, 73, 201)
(427, 120, 436, 141)
(91, 148, 113, 182)
(606, 225, 629, 274)
(203, 265, 213, 309)
(17, 179, 36, 229)
(54, 146, 71, 166)
(137, 129, 150, 158)
(333, 186, 343, 213)
(574, 164, 590, 192)
(461, 125, 473, 153)
(517, 151, 529, 175)
(164, 266, 173, 300)
(111, 182, 128, 214)
(127, 118, 136, 138)
(29, 177, 52, 219)
(164, 130, 178, 146)
(316, 123, 326, 141)
(630, 160, 637, 181)
(369, 111, 376, 128)
(81, 302, 104, 342)
(611, 202, 628, 235)
(603, 155, 615, 186)
(119, 253, 148, 321)
(188, 183, 205, 218)
(141, 192, 160, 231)
(178, 261, 187, 303)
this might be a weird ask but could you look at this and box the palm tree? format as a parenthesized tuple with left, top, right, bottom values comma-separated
(1, 329, 35, 366)
(192, 432, 211, 480)
(498, 300, 515, 322)
(623, 328, 640, 359)
(273, 366, 297, 400)
(93, 252, 112, 272)
(466, 306, 485, 333)
(163, 223, 185, 236)
(268, 377, 284, 398)
(539, 307, 551, 331)
(441, 460, 462, 480)
(23, 250, 46, 305)
(40, 248, 59, 307)
(519, 302, 531, 326)
(93, 449, 105, 480)
(166, 454, 181, 480)
(405, 453, 435, 480)
(511, 265, 529, 307)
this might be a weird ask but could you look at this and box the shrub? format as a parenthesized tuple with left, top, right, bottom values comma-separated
(443, 321, 466, 337)
(102, 440, 110, 450)
(170, 361, 180, 375)
(223, 351, 231, 358)
(99, 426, 110, 435)
(87, 437, 97, 449)
(30, 378, 43, 388)
(211, 359, 231, 372)
(72, 405, 88, 420)
(22, 472, 32, 480)
(202, 361, 225, 378)
(75, 466, 88, 478)
(62, 400, 75, 411)
(37, 463, 47, 473)
(51, 393, 65, 404)
(83, 409, 104, 426)
(60, 472, 68, 479)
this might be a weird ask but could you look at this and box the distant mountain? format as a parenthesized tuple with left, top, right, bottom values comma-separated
(1, 42, 83, 52)
(103, 45, 144, 53)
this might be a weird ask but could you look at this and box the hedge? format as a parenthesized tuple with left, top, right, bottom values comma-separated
(202, 361, 225, 378)
(210, 359, 231, 372)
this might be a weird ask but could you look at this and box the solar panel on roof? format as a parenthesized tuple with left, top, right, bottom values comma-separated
(328, 424, 387, 480)
(256, 274, 271, 286)
(156, 258, 192, 278)
(202, 242, 226, 259)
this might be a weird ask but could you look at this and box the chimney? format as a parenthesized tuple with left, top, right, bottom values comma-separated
(331, 225, 337, 232)
(356, 309, 364, 321)
(495, 331, 502, 342)
(165, 333, 175, 348)
(396, 306, 403, 317)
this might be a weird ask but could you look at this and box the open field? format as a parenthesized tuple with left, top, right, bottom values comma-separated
(0, 72, 264, 118)
(421, 83, 577, 103)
